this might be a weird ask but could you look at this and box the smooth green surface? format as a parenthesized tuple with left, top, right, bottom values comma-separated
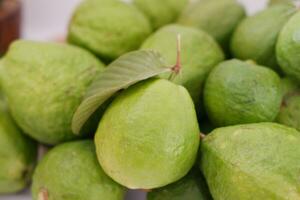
(277, 11, 300, 81)
(141, 25, 224, 113)
(277, 78, 300, 131)
(31, 140, 125, 200)
(178, 0, 245, 52)
(0, 40, 105, 145)
(0, 100, 37, 194)
(95, 79, 200, 189)
(204, 59, 282, 127)
(133, 0, 188, 30)
(200, 123, 300, 200)
(68, 0, 152, 62)
(147, 170, 212, 200)
(231, 4, 296, 72)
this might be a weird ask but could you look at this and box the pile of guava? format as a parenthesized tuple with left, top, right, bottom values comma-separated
(0, 0, 300, 199)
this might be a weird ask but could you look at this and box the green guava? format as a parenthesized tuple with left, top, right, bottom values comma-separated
(277, 11, 300, 81)
(133, 0, 188, 30)
(178, 0, 245, 53)
(31, 140, 125, 200)
(147, 170, 212, 200)
(0, 40, 105, 145)
(200, 122, 300, 200)
(95, 78, 200, 189)
(0, 99, 37, 194)
(141, 25, 224, 114)
(276, 78, 300, 131)
(68, 0, 152, 63)
(231, 4, 296, 72)
(204, 59, 282, 127)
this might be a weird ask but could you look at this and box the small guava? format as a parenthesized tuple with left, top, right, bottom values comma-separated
(133, 0, 188, 30)
(68, 0, 152, 62)
(0, 99, 37, 194)
(231, 4, 296, 72)
(147, 170, 212, 200)
(204, 59, 282, 127)
(31, 140, 125, 200)
(200, 123, 300, 200)
(178, 0, 245, 53)
(277, 10, 300, 81)
(0, 40, 105, 145)
(95, 78, 200, 189)
(141, 24, 224, 114)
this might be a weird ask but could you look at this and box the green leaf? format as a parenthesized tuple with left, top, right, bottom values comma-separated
(72, 50, 171, 134)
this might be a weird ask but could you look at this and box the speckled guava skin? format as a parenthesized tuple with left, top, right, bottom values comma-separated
(0, 40, 105, 145)
(231, 4, 296, 72)
(0, 99, 37, 194)
(277, 11, 300, 81)
(133, 0, 188, 30)
(178, 0, 245, 53)
(277, 78, 300, 131)
(95, 79, 200, 189)
(68, 0, 152, 62)
(147, 170, 212, 200)
(31, 140, 125, 200)
(204, 59, 282, 127)
(141, 25, 224, 114)
(200, 122, 300, 200)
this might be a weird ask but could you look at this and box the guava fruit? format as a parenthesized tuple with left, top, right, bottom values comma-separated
(277, 78, 300, 131)
(231, 4, 296, 72)
(204, 59, 282, 127)
(0, 40, 105, 145)
(147, 170, 212, 200)
(277, 11, 300, 81)
(95, 78, 200, 189)
(68, 0, 152, 62)
(31, 140, 125, 200)
(133, 0, 188, 30)
(200, 122, 300, 200)
(178, 0, 245, 53)
(141, 25, 224, 113)
(0, 99, 37, 194)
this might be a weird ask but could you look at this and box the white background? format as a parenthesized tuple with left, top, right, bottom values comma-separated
(1, 0, 268, 199)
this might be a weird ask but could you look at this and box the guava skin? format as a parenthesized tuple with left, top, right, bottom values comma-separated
(141, 25, 224, 114)
(133, 0, 188, 30)
(95, 79, 200, 189)
(204, 59, 282, 127)
(231, 4, 296, 72)
(277, 11, 300, 82)
(68, 0, 152, 63)
(178, 0, 246, 53)
(147, 170, 212, 200)
(0, 100, 37, 194)
(200, 122, 300, 200)
(0, 40, 105, 145)
(31, 140, 125, 200)
(277, 78, 300, 131)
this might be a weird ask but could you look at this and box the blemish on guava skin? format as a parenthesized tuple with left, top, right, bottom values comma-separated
(293, 29, 300, 43)
(38, 188, 49, 200)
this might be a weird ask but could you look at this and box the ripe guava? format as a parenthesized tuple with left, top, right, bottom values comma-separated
(0, 40, 105, 145)
(31, 140, 125, 200)
(231, 4, 296, 72)
(133, 0, 188, 30)
(95, 78, 200, 189)
(204, 59, 282, 127)
(147, 170, 212, 200)
(200, 122, 300, 200)
(68, 0, 152, 62)
(178, 0, 245, 53)
(0, 99, 37, 194)
(141, 25, 224, 114)
(277, 11, 300, 81)
(277, 78, 300, 131)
